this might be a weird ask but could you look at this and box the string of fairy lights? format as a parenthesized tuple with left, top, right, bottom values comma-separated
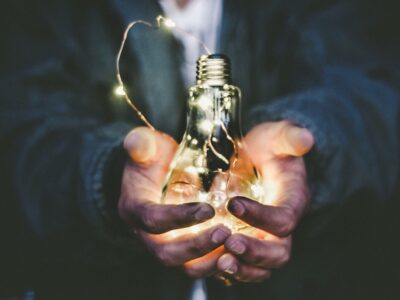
(114, 15, 210, 130)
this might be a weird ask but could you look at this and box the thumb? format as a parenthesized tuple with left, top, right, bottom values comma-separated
(245, 121, 314, 160)
(124, 127, 177, 166)
(278, 124, 314, 157)
(124, 127, 158, 164)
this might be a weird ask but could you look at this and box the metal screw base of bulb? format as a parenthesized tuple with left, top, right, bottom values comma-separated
(196, 54, 231, 86)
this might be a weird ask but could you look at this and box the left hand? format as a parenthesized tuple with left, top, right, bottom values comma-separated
(120, 127, 231, 273)
(216, 120, 314, 283)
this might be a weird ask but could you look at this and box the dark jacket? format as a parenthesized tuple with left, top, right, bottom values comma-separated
(0, 0, 399, 299)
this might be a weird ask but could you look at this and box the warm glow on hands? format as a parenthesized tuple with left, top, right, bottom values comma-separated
(119, 127, 231, 274)
(213, 120, 314, 283)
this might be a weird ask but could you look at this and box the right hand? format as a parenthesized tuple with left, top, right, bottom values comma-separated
(119, 127, 231, 275)
(216, 121, 313, 283)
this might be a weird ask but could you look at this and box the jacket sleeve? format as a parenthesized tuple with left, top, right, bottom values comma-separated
(248, 0, 400, 227)
(0, 1, 142, 267)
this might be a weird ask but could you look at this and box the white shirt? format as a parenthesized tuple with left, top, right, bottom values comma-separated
(157, 3, 224, 300)
(159, 0, 223, 87)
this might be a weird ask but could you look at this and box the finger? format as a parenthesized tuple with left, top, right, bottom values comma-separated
(124, 127, 157, 164)
(140, 225, 231, 267)
(124, 126, 177, 166)
(227, 197, 297, 237)
(245, 121, 314, 159)
(122, 127, 178, 194)
(217, 253, 271, 283)
(276, 123, 314, 157)
(225, 234, 291, 269)
(183, 246, 225, 278)
(124, 201, 215, 234)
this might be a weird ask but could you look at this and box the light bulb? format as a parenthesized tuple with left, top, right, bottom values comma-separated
(161, 54, 266, 234)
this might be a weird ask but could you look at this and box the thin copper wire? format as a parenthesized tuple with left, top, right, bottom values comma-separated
(207, 131, 230, 165)
(204, 99, 239, 201)
(115, 15, 211, 130)
(220, 118, 239, 196)
(116, 20, 155, 130)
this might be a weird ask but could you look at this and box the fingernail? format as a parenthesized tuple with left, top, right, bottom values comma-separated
(219, 255, 237, 275)
(194, 205, 214, 221)
(228, 240, 246, 255)
(211, 227, 231, 244)
(225, 265, 237, 275)
(227, 199, 245, 217)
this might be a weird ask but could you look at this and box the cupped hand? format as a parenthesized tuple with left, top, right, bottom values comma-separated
(216, 121, 314, 283)
(119, 127, 231, 271)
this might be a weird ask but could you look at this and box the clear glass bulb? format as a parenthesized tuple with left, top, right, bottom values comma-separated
(161, 54, 265, 234)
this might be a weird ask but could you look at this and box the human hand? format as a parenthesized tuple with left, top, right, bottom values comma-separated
(216, 121, 314, 283)
(119, 127, 231, 270)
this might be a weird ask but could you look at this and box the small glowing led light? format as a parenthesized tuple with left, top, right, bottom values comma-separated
(197, 95, 213, 110)
(224, 99, 232, 110)
(196, 167, 207, 173)
(191, 138, 198, 145)
(209, 191, 227, 208)
(212, 137, 219, 143)
(198, 192, 208, 202)
(185, 166, 206, 174)
(199, 120, 213, 134)
(163, 18, 176, 28)
(186, 134, 192, 141)
(185, 166, 198, 174)
(114, 85, 126, 96)
(251, 184, 264, 198)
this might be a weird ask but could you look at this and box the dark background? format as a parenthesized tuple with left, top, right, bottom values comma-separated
(0, 0, 400, 299)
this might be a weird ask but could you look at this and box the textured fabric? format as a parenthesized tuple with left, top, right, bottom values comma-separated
(0, 0, 400, 299)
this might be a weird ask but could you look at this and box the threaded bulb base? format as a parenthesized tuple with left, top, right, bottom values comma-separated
(196, 54, 231, 86)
